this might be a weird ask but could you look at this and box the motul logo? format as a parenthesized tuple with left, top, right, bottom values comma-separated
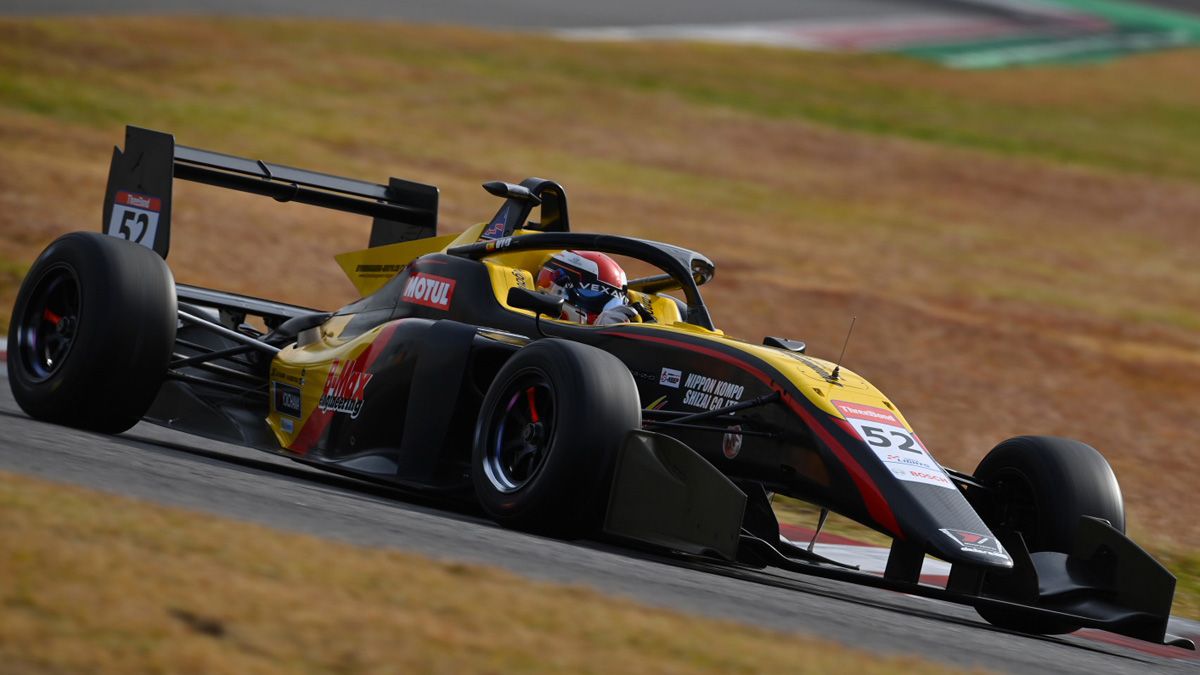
(403, 273, 456, 310)
(319, 359, 373, 419)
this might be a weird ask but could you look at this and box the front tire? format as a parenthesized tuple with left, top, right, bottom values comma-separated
(972, 435, 1125, 634)
(472, 339, 640, 536)
(7, 232, 176, 433)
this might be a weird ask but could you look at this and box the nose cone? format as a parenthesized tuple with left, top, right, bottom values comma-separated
(937, 528, 1013, 569)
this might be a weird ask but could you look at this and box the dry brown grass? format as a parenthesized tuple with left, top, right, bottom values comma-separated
(0, 470, 969, 674)
(0, 19, 1197, 550)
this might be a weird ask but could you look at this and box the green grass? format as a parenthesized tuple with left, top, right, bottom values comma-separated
(1160, 550, 1200, 620)
(2, 20, 1200, 181)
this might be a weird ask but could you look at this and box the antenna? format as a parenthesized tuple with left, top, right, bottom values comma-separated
(829, 316, 856, 381)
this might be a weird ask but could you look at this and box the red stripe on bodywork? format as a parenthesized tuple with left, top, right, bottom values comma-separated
(603, 330, 903, 538)
(289, 322, 402, 456)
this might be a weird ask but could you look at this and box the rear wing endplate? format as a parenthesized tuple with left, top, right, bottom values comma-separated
(102, 126, 438, 258)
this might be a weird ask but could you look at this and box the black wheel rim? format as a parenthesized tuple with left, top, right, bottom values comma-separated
(16, 263, 81, 382)
(989, 468, 1040, 546)
(482, 372, 555, 494)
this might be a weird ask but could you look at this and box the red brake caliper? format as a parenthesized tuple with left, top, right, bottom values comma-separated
(43, 308, 61, 325)
(525, 387, 539, 423)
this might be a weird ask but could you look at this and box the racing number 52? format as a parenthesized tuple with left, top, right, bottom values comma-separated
(861, 425, 919, 453)
(118, 209, 150, 244)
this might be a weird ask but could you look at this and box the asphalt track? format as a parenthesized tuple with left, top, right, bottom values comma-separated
(0, 373, 1196, 673)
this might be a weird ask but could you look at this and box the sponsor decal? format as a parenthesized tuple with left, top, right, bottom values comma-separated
(269, 366, 302, 385)
(575, 280, 622, 298)
(940, 528, 1010, 560)
(402, 272, 456, 310)
(722, 425, 743, 459)
(115, 191, 162, 212)
(659, 367, 682, 389)
(790, 353, 839, 382)
(355, 263, 404, 279)
(485, 236, 514, 251)
(681, 373, 745, 411)
(481, 211, 507, 239)
(554, 251, 599, 275)
(511, 268, 528, 288)
(318, 359, 374, 419)
(832, 400, 955, 490)
(272, 382, 303, 418)
(106, 190, 162, 249)
(280, 417, 294, 434)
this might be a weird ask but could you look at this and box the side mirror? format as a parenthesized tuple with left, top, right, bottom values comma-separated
(507, 287, 563, 318)
(763, 336, 806, 353)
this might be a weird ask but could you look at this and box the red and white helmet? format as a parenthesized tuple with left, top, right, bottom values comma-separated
(536, 250, 628, 324)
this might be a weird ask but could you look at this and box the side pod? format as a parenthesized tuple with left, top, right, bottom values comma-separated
(603, 431, 746, 561)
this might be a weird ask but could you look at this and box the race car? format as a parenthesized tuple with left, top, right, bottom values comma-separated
(6, 126, 1194, 650)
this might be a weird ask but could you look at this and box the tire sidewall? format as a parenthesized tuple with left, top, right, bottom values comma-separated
(8, 232, 176, 433)
(972, 435, 1125, 634)
(472, 338, 640, 535)
(975, 435, 1124, 554)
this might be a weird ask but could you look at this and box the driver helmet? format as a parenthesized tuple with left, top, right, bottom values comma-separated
(535, 250, 628, 324)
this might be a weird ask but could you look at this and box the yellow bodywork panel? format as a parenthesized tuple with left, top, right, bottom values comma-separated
(335, 234, 460, 297)
(334, 224, 490, 297)
(266, 321, 390, 450)
(724, 341, 911, 427)
(623, 323, 910, 427)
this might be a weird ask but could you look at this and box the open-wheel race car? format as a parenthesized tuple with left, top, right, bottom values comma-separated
(7, 126, 1195, 651)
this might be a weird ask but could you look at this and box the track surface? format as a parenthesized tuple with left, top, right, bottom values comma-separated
(0, 379, 1194, 673)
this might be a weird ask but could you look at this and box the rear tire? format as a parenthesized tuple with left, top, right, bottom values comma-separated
(7, 232, 176, 433)
(472, 339, 640, 536)
(972, 435, 1124, 634)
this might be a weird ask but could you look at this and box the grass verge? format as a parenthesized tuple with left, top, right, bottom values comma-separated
(0, 471, 966, 674)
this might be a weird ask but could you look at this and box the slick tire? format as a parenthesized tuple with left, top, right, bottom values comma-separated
(472, 338, 641, 537)
(975, 435, 1125, 551)
(7, 232, 177, 434)
(972, 435, 1125, 635)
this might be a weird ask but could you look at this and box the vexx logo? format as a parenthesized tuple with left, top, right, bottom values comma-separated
(319, 359, 373, 419)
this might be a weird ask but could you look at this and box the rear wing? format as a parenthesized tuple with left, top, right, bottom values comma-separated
(101, 126, 439, 258)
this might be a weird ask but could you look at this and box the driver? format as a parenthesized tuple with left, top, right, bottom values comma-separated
(535, 250, 641, 325)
